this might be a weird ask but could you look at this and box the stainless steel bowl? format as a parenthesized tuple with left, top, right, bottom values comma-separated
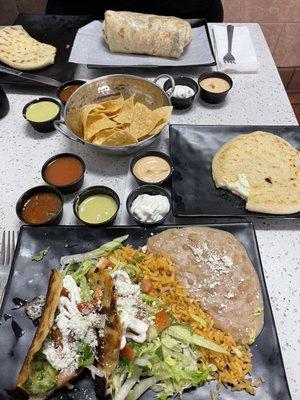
(54, 74, 174, 155)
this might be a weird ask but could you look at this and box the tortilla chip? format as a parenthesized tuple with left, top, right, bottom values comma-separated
(98, 95, 124, 116)
(79, 97, 172, 146)
(153, 106, 173, 124)
(92, 128, 119, 145)
(113, 95, 135, 124)
(84, 114, 117, 141)
(101, 130, 138, 147)
(149, 106, 173, 136)
(81, 103, 106, 133)
(129, 103, 162, 140)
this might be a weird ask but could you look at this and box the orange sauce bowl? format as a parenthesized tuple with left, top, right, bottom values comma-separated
(41, 153, 86, 194)
(16, 185, 63, 226)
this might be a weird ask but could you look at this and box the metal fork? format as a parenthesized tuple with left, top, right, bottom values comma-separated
(0, 231, 18, 307)
(223, 25, 236, 64)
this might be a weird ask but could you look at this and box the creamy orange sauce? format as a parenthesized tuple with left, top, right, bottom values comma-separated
(200, 77, 230, 93)
(133, 156, 171, 183)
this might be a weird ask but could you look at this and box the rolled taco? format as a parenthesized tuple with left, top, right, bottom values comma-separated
(16, 259, 120, 399)
(103, 10, 192, 59)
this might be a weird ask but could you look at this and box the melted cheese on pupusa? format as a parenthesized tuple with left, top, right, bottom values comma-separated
(111, 270, 149, 349)
(43, 275, 104, 372)
(224, 173, 250, 200)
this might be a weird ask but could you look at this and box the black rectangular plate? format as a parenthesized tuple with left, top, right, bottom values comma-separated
(0, 14, 93, 85)
(88, 18, 216, 69)
(170, 125, 300, 218)
(0, 224, 291, 400)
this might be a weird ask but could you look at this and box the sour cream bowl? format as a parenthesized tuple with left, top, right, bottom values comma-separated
(126, 185, 171, 226)
(164, 76, 198, 110)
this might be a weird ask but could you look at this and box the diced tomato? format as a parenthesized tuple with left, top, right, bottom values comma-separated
(77, 300, 96, 314)
(77, 286, 103, 314)
(61, 288, 69, 298)
(140, 279, 154, 294)
(53, 327, 62, 348)
(93, 286, 103, 301)
(155, 310, 169, 332)
(121, 345, 135, 360)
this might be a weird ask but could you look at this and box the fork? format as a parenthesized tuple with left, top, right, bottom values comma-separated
(0, 231, 18, 308)
(223, 25, 236, 64)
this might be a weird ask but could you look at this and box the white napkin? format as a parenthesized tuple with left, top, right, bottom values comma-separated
(212, 25, 259, 73)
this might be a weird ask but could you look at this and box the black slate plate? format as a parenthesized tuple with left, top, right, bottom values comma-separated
(0, 14, 93, 85)
(170, 125, 300, 218)
(0, 224, 291, 400)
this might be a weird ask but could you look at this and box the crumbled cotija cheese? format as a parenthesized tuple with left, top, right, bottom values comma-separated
(43, 275, 104, 372)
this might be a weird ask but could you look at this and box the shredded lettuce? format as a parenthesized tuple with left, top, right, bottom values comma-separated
(71, 260, 95, 283)
(77, 342, 94, 367)
(113, 369, 142, 400)
(78, 275, 92, 301)
(60, 235, 128, 267)
(190, 313, 207, 328)
(126, 377, 158, 400)
(110, 331, 213, 400)
(165, 325, 229, 355)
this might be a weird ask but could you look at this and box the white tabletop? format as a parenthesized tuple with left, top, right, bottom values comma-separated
(0, 23, 299, 399)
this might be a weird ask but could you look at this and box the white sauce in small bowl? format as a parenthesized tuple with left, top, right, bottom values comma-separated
(130, 193, 170, 223)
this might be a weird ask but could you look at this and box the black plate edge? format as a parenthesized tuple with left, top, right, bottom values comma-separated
(250, 226, 292, 399)
(88, 18, 216, 69)
(169, 124, 300, 219)
(0, 230, 23, 318)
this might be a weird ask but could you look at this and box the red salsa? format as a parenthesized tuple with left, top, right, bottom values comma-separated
(22, 192, 62, 224)
(44, 156, 83, 186)
(58, 84, 82, 103)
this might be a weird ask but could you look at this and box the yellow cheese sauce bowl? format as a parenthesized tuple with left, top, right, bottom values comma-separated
(23, 97, 61, 133)
(73, 185, 120, 226)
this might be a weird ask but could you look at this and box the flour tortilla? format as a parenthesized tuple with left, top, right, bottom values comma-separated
(0, 26, 56, 70)
(16, 269, 64, 399)
(103, 10, 191, 59)
(212, 131, 300, 214)
(147, 227, 264, 344)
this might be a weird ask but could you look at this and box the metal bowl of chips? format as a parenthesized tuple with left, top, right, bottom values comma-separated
(54, 74, 174, 155)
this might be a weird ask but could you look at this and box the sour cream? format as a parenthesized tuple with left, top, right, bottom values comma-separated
(167, 85, 195, 99)
(111, 270, 149, 348)
(130, 194, 170, 223)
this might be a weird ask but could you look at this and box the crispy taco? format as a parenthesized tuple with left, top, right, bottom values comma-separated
(15, 236, 127, 399)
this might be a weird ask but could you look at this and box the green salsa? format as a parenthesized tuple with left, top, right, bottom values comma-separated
(78, 194, 118, 224)
(25, 101, 59, 122)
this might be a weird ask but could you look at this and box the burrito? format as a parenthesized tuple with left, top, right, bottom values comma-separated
(15, 261, 121, 399)
(103, 10, 192, 59)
